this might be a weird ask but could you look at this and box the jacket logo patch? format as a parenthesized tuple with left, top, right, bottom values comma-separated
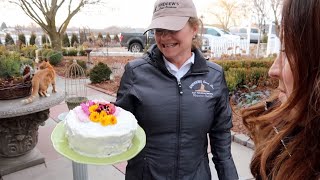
(189, 80, 214, 98)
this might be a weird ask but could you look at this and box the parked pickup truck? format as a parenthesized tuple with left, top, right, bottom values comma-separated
(119, 31, 155, 53)
(119, 31, 211, 58)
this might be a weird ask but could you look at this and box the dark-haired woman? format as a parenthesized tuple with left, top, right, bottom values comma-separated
(241, 0, 320, 179)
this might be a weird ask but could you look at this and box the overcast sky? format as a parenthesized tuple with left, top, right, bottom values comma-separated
(0, 0, 214, 29)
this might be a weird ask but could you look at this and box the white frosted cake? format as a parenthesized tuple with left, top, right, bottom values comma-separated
(64, 100, 138, 158)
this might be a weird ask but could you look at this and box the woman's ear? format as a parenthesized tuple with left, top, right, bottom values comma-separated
(193, 24, 199, 33)
(191, 25, 199, 40)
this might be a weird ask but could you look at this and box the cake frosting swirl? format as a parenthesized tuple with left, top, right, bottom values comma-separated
(64, 100, 138, 157)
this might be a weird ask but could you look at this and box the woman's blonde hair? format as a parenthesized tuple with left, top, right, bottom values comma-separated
(188, 17, 203, 50)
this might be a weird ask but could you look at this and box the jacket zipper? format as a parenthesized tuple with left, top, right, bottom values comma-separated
(177, 80, 183, 95)
(174, 73, 205, 179)
(176, 79, 182, 179)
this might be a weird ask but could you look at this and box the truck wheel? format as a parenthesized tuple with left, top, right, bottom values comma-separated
(129, 43, 143, 53)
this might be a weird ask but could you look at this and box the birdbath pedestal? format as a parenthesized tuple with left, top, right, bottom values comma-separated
(85, 48, 93, 64)
(0, 92, 65, 176)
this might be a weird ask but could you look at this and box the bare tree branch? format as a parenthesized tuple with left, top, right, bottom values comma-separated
(252, 0, 270, 31)
(208, 0, 248, 30)
(9, 0, 101, 50)
(58, 0, 84, 33)
(44, 0, 49, 12)
(9, 0, 48, 32)
(251, 0, 271, 57)
(269, 0, 283, 37)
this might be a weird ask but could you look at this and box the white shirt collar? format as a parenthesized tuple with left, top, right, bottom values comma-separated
(163, 53, 195, 81)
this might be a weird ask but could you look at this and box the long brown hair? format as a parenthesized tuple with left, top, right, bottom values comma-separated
(242, 0, 320, 179)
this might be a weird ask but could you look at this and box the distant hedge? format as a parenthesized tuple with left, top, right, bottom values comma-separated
(213, 58, 278, 92)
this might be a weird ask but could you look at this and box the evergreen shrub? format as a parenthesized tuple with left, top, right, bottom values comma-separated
(62, 48, 78, 56)
(0, 46, 8, 56)
(89, 62, 112, 83)
(41, 49, 53, 60)
(63, 33, 70, 47)
(18, 33, 26, 45)
(29, 33, 36, 45)
(21, 45, 37, 59)
(0, 52, 21, 78)
(77, 60, 87, 70)
(48, 51, 63, 66)
(78, 49, 86, 56)
(71, 33, 79, 47)
(5, 33, 14, 45)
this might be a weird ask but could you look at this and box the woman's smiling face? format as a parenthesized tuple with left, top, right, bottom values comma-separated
(154, 22, 197, 67)
(268, 49, 294, 103)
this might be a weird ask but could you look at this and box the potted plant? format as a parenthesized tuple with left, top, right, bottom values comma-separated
(0, 48, 34, 100)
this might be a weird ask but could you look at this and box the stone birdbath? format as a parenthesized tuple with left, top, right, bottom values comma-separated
(84, 49, 93, 64)
(0, 91, 64, 176)
(84, 48, 94, 70)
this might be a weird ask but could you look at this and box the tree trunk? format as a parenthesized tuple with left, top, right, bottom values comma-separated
(256, 30, 262, 58)
(48, 32, 62, 51)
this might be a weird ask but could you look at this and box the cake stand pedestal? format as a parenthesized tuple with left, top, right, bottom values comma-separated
(64, 97, 89, 180)
(56, 111, 90, 180)
(0, 92, 65, 176)
(57, 112, 89, 180)
(72, 162, 88, 180)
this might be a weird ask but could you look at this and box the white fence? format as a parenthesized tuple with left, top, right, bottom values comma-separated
(208, 38, 280, 58)
(209, 39, 249, 58)
(266, 35, 281, 55)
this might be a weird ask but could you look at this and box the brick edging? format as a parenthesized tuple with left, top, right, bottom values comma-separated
(231, 131, 254, 149)
(86, 84, 117, 97)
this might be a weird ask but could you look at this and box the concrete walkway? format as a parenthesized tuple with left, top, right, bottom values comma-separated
(2, 76, 254, 180)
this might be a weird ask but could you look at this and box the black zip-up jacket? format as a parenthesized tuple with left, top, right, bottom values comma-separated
(115, 45, 239, 180)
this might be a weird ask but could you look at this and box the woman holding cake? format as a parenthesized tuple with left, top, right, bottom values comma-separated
(241, 0, 320, 179)
(116, 0, 238, 179)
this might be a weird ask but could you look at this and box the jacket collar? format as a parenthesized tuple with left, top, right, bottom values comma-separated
(143, 44, 209, 75)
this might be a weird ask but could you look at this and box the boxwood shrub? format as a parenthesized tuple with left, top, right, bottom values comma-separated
(48, 51, 63, 66)
(214, 58, 278, 92)
(89, 62, 112, 83)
